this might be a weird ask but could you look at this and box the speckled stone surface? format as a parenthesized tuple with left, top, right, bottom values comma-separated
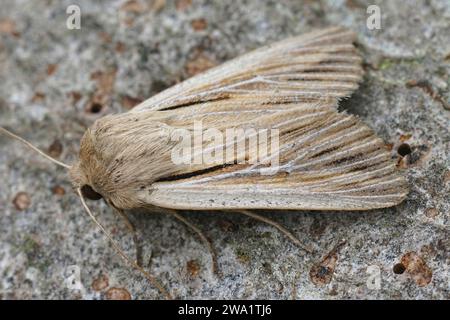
(0, 0, 449, 299)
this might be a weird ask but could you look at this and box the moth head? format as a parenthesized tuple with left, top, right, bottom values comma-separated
(69, 156, 103, 201)
(70, 165, 103, 201)
(69, 127, 124, 207)
(69, 137, 103, 201)
(68, 114, 176, 210)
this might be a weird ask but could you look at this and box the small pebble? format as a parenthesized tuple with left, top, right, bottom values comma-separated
(105, 287, 131, 300)
(52, 185, 66, 196)
(92, 274, 109, 292)
(186, 260, 200, 278)
(48, 139, 63, 158)
(13, 192, 31, 211)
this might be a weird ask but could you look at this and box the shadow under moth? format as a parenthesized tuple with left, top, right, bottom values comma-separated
(0, 26, 408, 299)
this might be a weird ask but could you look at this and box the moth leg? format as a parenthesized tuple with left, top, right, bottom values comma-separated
(237, 210, 314, 254)
(113, 208, 143, 267)
(164, 209, 218, 276)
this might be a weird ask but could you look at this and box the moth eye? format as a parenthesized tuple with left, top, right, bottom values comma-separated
(80, 184, 103, 200)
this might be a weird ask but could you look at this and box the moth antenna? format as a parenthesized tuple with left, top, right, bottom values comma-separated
(0, 127, 71, 169)
(76, 188, 172, 300)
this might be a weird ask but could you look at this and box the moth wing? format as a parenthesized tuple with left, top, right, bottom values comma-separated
(127, 26, 407, 210)
(131, 26, 363, 112)
(142, 103, 408, 211)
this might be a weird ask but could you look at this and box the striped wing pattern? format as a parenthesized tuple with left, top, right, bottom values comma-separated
(128, 27, 407, 210)
(145, 104, 407, 210)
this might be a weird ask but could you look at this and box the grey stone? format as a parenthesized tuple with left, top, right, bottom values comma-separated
(0, 0, 448, 299)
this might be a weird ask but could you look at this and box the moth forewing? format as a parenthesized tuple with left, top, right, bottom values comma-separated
(142, 110, 408, 211)
(84, 26, 407, 212)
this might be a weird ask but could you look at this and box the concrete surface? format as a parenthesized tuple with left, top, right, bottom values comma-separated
(0, 0, 449, 299)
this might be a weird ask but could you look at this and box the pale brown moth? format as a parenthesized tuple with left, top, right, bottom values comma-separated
(0, 26, 408, 299)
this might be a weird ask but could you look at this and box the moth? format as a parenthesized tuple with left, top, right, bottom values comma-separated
(1, 26, 408, 299)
